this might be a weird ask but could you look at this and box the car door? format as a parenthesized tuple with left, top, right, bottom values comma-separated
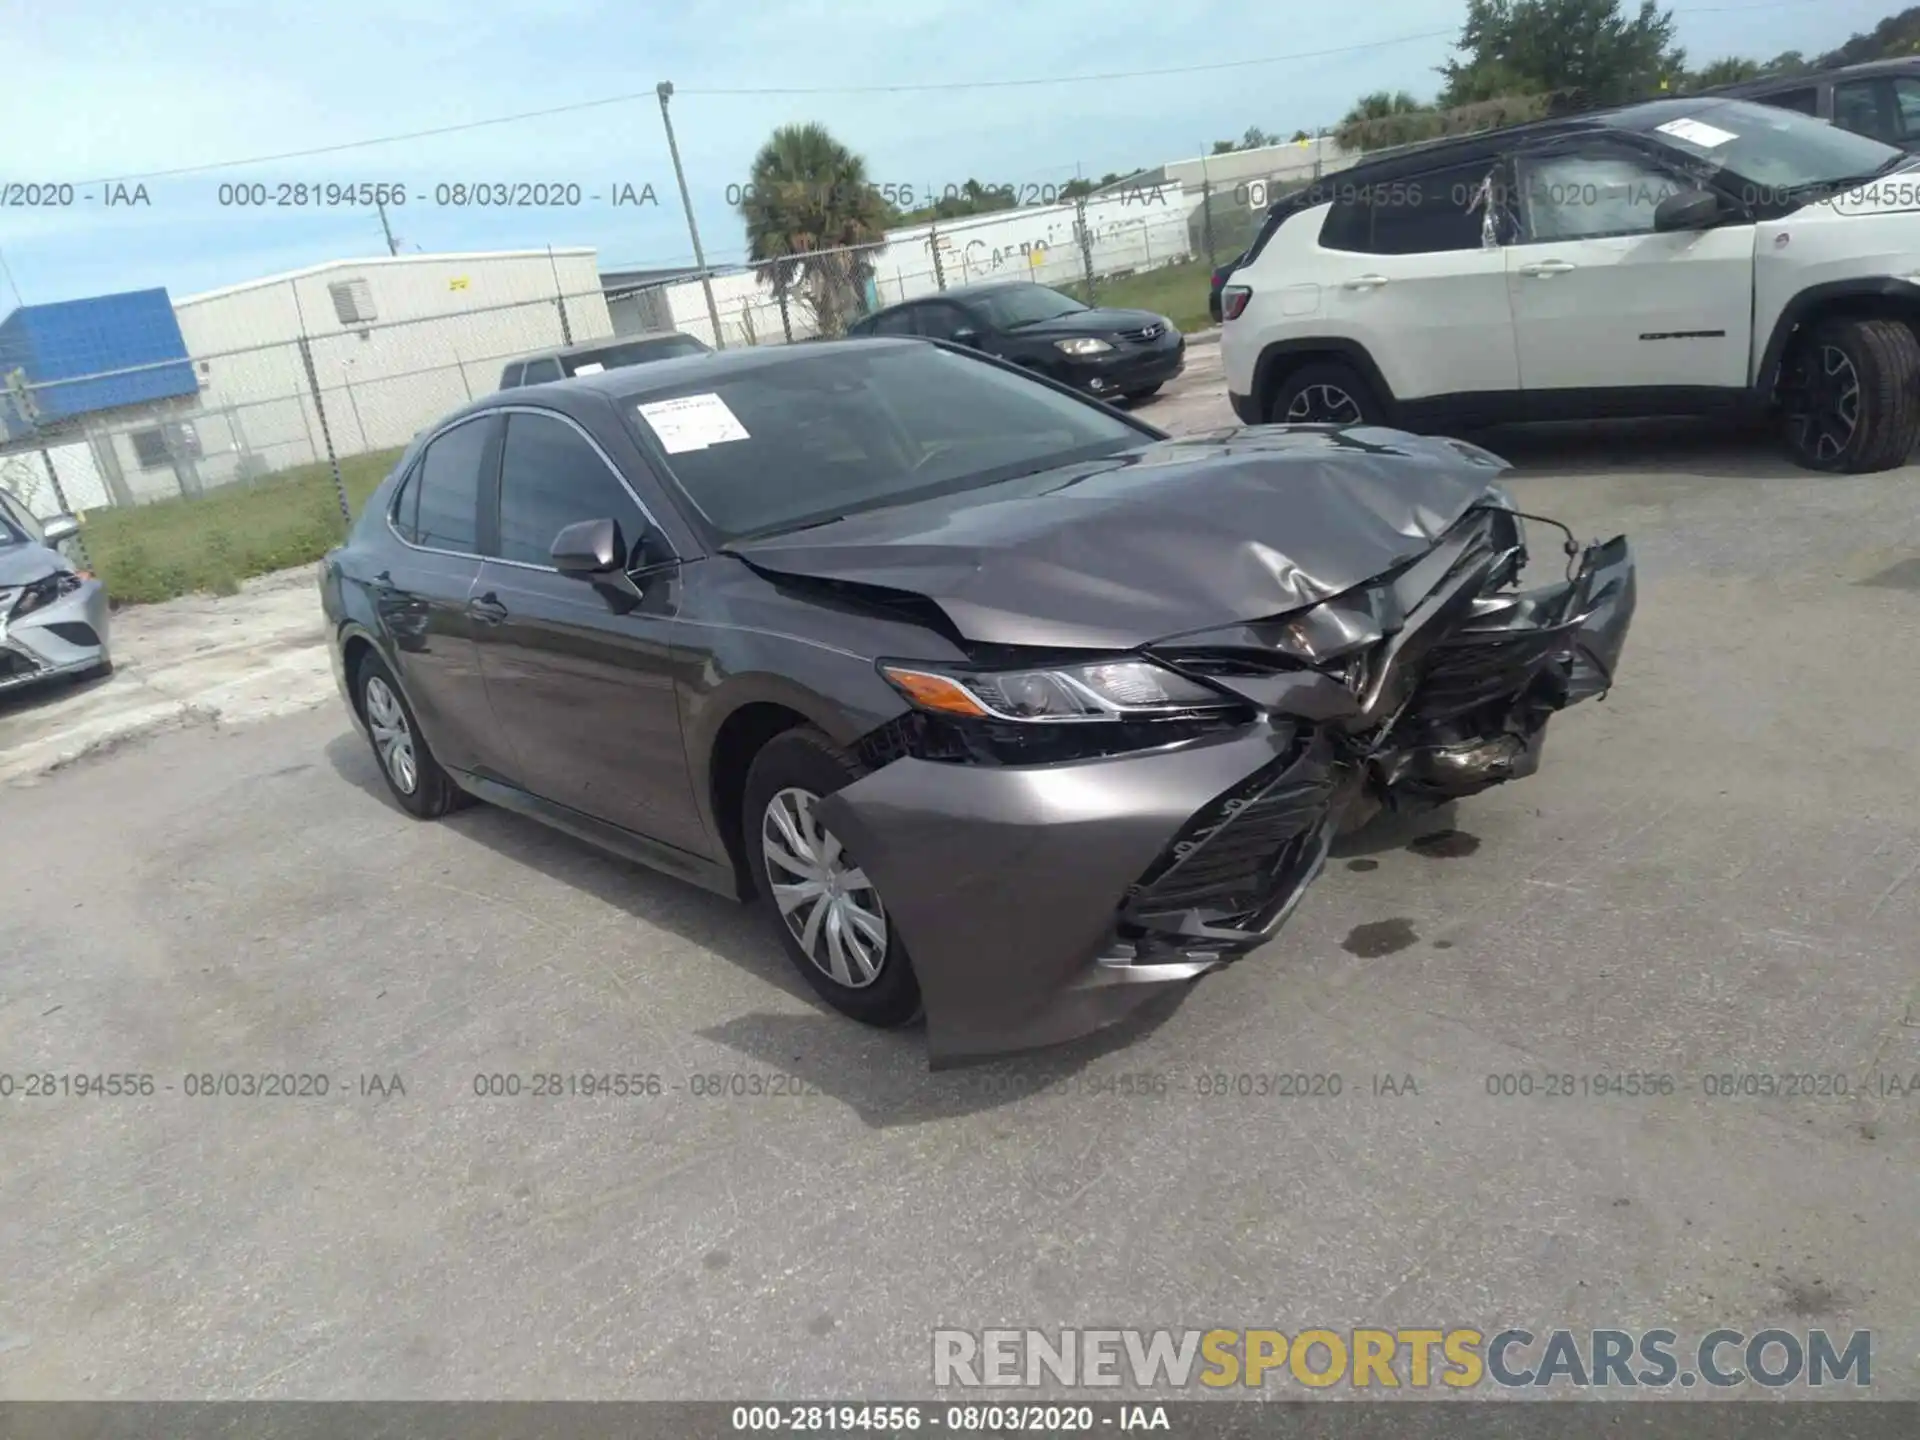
(1315, 158, 1521, 411)
(469, 405, 709, 855)
(1504, 138, 1756, 402)
(379, 415, 511, 778)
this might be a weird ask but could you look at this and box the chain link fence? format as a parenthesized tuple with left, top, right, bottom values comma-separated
(0, 193, 1198, 539)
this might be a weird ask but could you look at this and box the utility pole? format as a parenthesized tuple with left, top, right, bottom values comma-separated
(657, 81, 725, 349)
(0, 243, 24, 307)
(376, 199, 399, 256)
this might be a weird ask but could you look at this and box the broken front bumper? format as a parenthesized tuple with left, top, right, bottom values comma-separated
(0, 578, 111, 693)
(816, 532, 1637, 1067)
(815, 722, 1329, 1066)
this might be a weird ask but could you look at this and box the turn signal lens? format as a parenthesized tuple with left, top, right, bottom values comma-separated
(878, 667, 989, 717)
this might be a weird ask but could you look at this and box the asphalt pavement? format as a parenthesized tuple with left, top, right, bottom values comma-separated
(2, 348, 1917, 1400)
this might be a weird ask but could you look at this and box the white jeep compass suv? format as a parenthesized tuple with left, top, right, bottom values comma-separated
(1221, 96, 1920, 472)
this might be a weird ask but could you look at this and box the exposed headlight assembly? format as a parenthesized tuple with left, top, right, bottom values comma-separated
(11, 570, 84, 618)
(880, 658, 1234, 722)
(1053, 337, 1114, 356)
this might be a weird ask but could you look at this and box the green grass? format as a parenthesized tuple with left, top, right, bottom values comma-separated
(1061, 256, 1217, 335)
(80, 448, 404, 606)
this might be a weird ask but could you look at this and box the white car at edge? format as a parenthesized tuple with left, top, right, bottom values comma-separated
(1221, 96, 1920, 472)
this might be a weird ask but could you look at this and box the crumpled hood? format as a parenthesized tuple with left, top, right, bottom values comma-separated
(726, 426, 1513, 650)
(0, 541, 67, 587)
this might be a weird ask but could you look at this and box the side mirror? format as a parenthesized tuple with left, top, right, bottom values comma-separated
(1653, 188, 1721, 232)
(950, 327, 980, 347)
(41, 514, 80, 544)
(550, 517, 627, 576)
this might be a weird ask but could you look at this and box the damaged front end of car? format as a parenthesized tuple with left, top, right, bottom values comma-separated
(781, 439, 1635, 1065)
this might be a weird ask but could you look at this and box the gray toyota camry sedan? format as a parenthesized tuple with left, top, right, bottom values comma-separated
(319, 338, 1635, 1065)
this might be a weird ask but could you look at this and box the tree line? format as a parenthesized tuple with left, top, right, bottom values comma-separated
(1333, 0, 1920, 152)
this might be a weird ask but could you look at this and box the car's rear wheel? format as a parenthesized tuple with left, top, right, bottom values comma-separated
(1268, 360, 1380, 427)
(742, 727, 922, 1027)
(356, 652, 464, 819)
(1780, 316, 1920, 473)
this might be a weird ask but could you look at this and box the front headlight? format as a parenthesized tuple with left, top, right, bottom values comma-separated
(1053, 337, 1113, 357)
(880, 658, 1232, 722)
(11, 571, 83, 618)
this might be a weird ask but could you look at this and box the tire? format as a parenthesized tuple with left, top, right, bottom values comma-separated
(355, 651, 465, 819)
(1780, 316, 1920, 473)
(742, 727, 922, 1028)
(1124, 383, 1163, 402)
(1266, 359, 1383, 427)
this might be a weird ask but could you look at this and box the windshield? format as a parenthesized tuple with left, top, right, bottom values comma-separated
(971, 284, 1088, 330)
(564, 336, 708, 374)
(1634, 98, 1905, 194)
(625, 344, 1145, 542)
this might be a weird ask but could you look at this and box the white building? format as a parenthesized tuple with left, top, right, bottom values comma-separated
(1163, 136, 1359, 195)
(170, 248, 613, 475)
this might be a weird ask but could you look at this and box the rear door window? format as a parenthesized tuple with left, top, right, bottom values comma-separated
(520, 358, 564, 385)
(499, 363, 524, 389)
(1318, 163, 1497, 254)
(409, 417, 490, 553)
(1758, 85, 1819, 116)
(869, 307, 919, 337)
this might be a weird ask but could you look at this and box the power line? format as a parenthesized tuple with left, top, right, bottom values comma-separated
(80, 31, 1454, 185)
(69, 0, 1827, 188)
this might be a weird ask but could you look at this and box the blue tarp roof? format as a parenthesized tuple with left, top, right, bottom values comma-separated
(0, 288, 197, 430)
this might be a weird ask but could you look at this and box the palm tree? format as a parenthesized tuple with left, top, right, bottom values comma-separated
(738, 123, 892, 338)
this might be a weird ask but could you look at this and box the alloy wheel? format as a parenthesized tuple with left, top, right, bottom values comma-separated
(1787, 344, 1862, 463)
(364, 675, 419, 795)
(760, 786, 888, 989)
(1285, 383, 1363, 425)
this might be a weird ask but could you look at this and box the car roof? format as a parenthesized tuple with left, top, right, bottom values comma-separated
(462, 337, 925, 419)
(862, 279, 1051, 314)
(508, 331, 700, 365)
(1707, 57, 1918, 95)
(1259, 93, 1819, 202)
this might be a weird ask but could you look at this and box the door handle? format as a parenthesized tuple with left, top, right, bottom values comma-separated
(1342, 274, 1391, 290)
(1518, 259, 1576, 277)
(467, 593, 510, 626)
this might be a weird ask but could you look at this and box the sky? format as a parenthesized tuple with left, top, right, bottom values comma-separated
(0, 0, 1892, 307)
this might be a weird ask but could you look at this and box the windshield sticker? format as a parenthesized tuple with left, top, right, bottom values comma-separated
(1656, 117, 1738, 148)
(637, 393, 750, 453)
(572, 361, 605, 375)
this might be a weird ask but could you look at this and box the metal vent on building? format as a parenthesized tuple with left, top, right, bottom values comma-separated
(328, 278, 377, 326)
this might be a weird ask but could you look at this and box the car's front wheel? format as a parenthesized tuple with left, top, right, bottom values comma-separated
(1124, 383, 1163, 402)
(743, 727, 922, 1027)
(356, 652, 465, 819)
(1780, 316, 1920, 473)
(1268, 360, 1381, 427)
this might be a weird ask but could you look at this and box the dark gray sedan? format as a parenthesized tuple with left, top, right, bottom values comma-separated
(319, 339, 1635, 1065)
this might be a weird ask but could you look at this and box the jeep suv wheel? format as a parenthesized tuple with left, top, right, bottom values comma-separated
(1268, 360, 1382, 428)
(1780, 316, 1920, 474)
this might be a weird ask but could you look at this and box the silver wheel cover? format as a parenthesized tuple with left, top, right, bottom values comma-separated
(761, 787, 889, 988)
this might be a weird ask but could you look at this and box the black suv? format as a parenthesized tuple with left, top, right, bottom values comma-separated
(498, 331, 710, 390)
(846, 282, 1184, 401)
(1711, 59, 1920, 150)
